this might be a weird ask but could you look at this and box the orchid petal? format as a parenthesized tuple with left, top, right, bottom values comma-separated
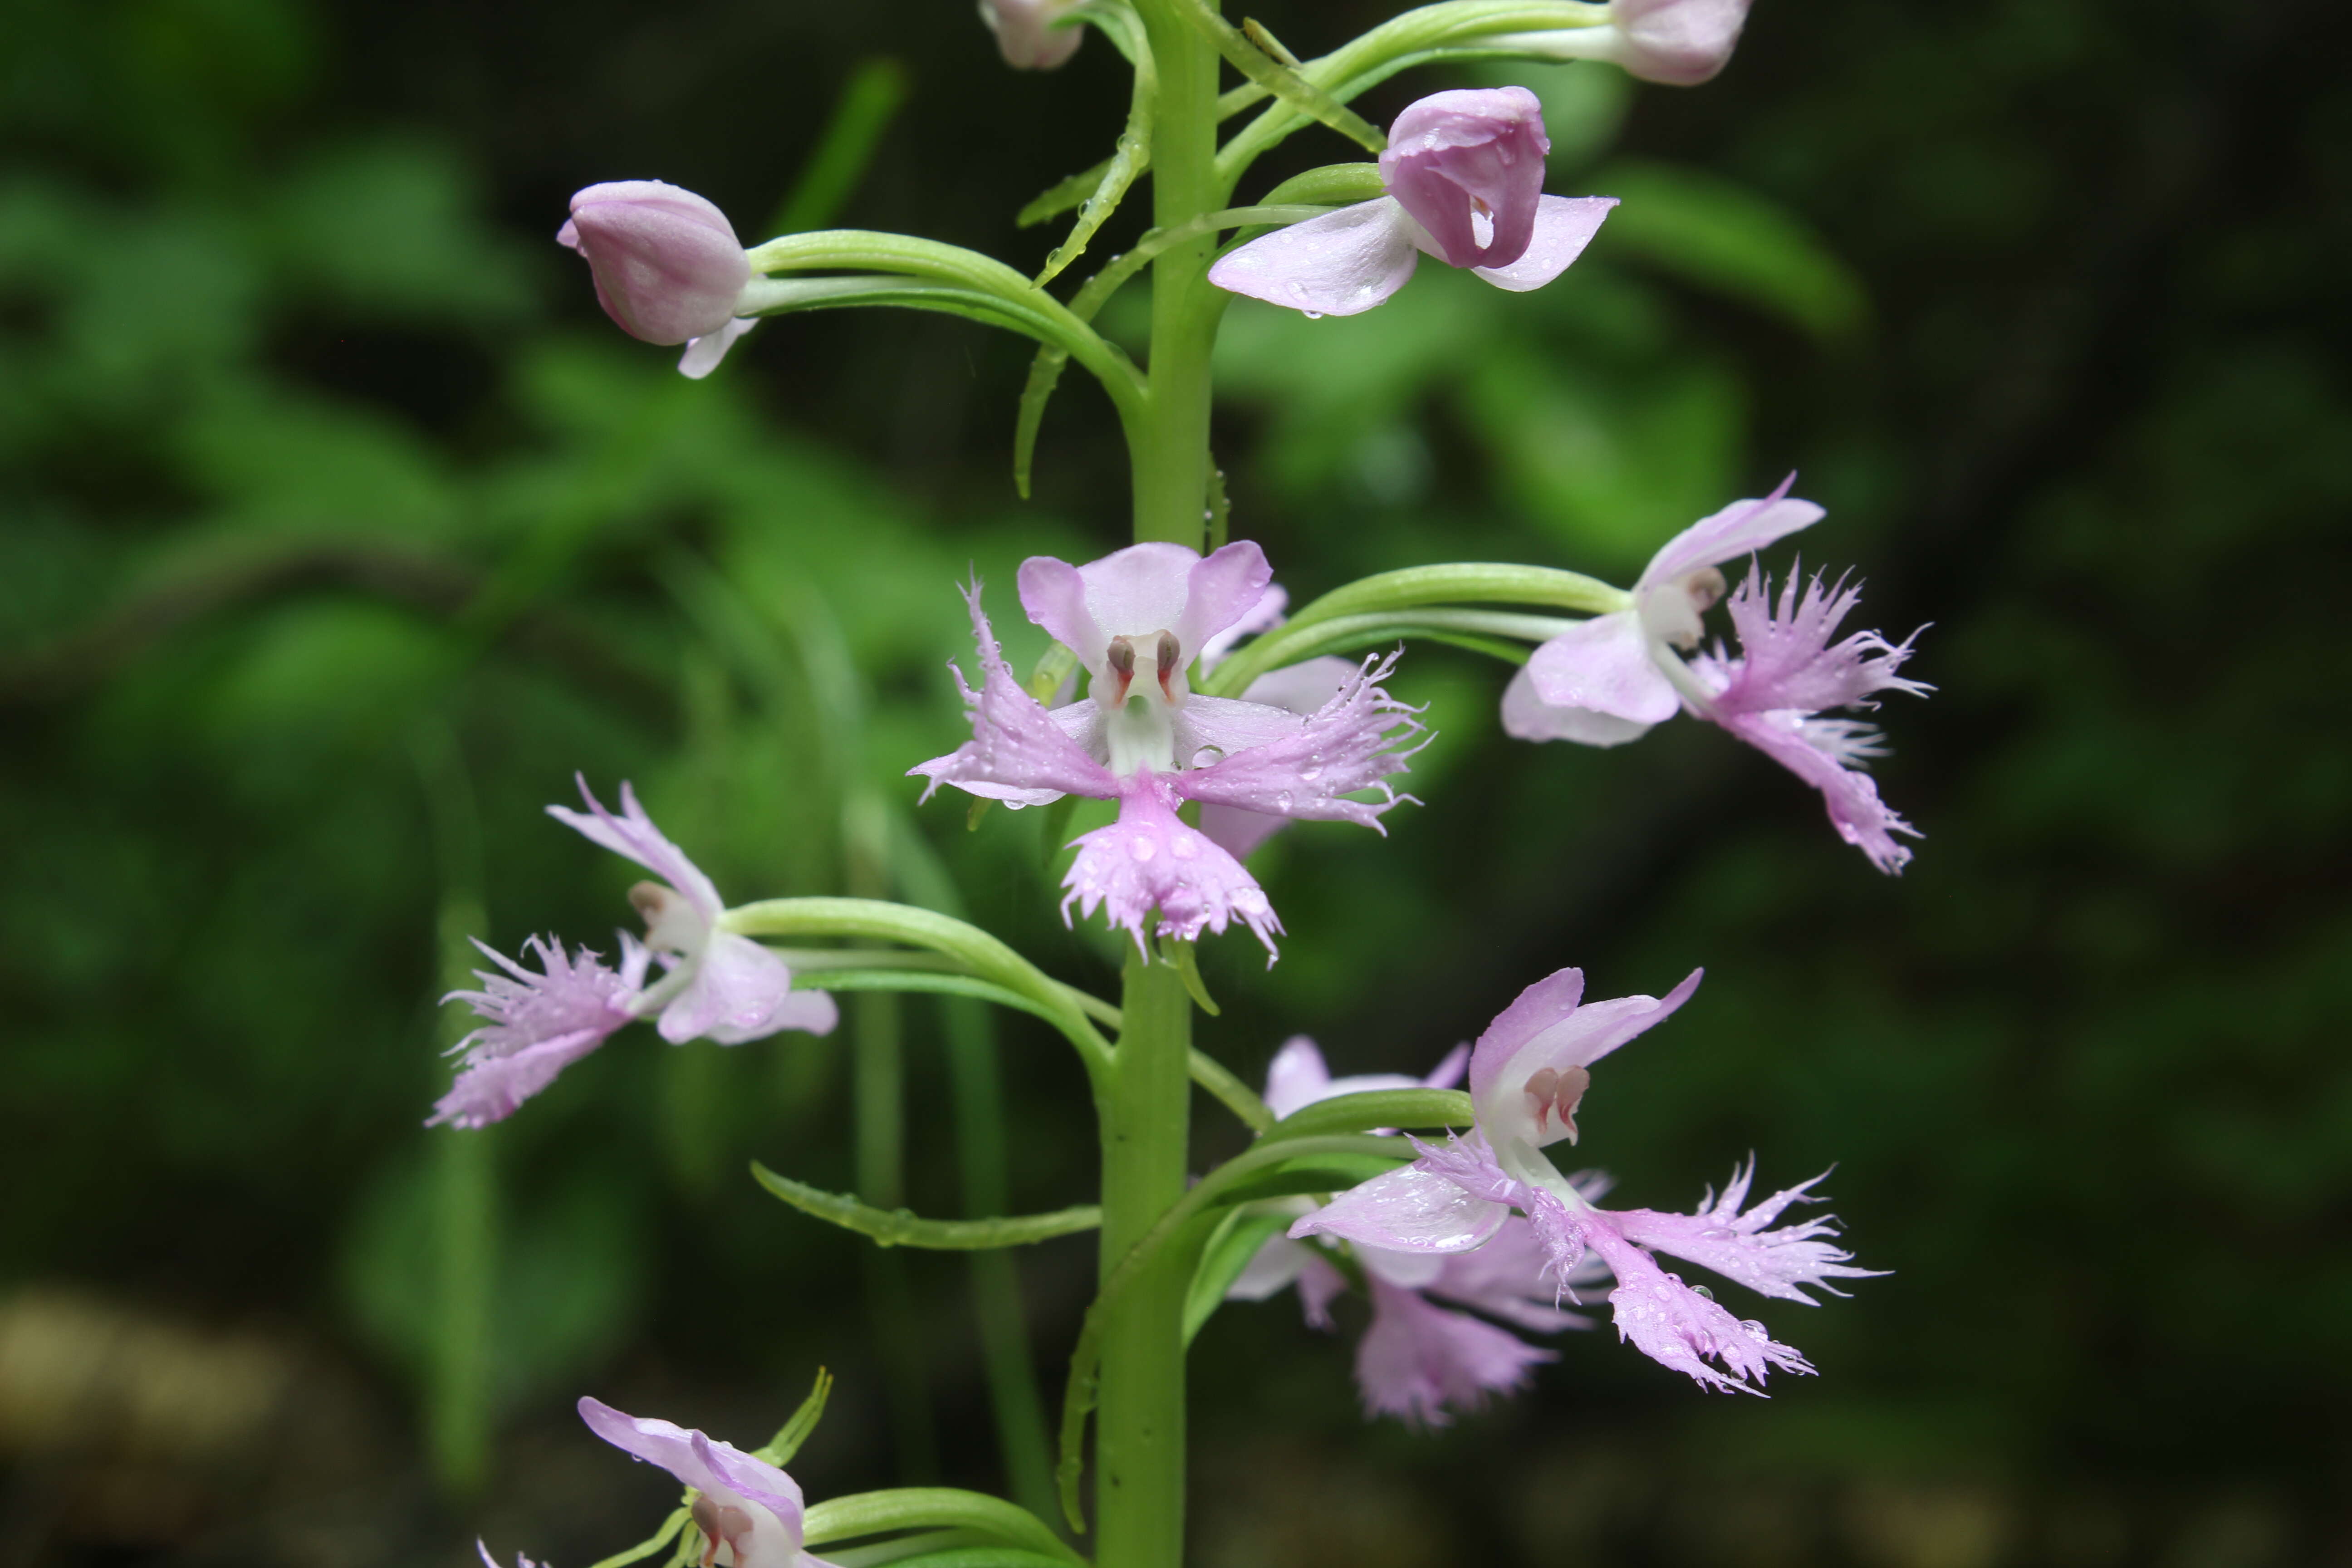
(911, 586, 1120, 805)
(1292, 1164, 1509, 1254)
(658, 931, 837, 1046)
(678, 315, 758, 378)
(1470, 195, 1619, 291)
(548, 778, 726, 921)
(1524, 611, 1680, 724)
(578, 1398, 811, 1567)
(1500, 666, 1659, 747)
(1207, 199, 1421, 317)
(1640, 478, 1823, 588)
(1355, 1276, 1556, 1427)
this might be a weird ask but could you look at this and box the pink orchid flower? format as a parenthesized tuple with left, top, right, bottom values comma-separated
(1505, 480, 1929, 871)
(429, 780, 835, 1128)
(1209, 88, 1617, 317)
(911, 543, 1424, 958)
(578, 1399, 841, 1568)
(1294, 968, 1882, 1394)
(1489, 0, 1754, 87)
(1228, 1037, 1607, 1425)
(559, 181, 760, 378)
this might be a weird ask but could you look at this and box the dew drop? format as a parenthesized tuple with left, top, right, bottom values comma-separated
(1302, 310, 1325, 321)
(1171, 834, 1200, 860)
(1691, 1285, 1715, 1302)
(1273, 790, 1294, 813)
(1129, 836, 1157, 862)
(1298, 765, 1322, 783)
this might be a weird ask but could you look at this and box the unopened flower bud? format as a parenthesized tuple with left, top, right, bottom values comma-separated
(1482, 0, 1752, 89)
(979, 0, 1083, 70)
(557, 181, 751, 345)
(1609, 0, 1752, 86)
(1379, 88, 1551, 271)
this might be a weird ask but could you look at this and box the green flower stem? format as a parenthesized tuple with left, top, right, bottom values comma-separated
(741, 231, 1145, 417)
(722, 899, 1115, 1089)
(1198, 606, 1592, 696)
(1087, 951, 1194, 1566)
(1203, 564, 1628, 694)
(803, 1488, 1088, 1566)
(1056, 1133, 1412, 1529)
(1128, 0, 1226, 548)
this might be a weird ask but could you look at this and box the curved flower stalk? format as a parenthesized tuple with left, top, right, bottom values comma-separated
(429, 779, 837, 1128)
(1294, 968, 1882, 1394)
(1506, 482, 1930, 871)
(578, 1398, 842, 1568)
(558, 181, 763, 378)
(980, 0, 1085, 70)
(1210, 88, 1617, 317)
(911, 543, 1426, 958)
(1228, 1038, 1605, 1425)
(1486, 0, 1754, 87)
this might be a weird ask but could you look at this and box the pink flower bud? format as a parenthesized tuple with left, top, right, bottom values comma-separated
(978, 0, 1083, 70)
(1611, 0, 1752, 87)
(1378, 88, 1551, 271)
(557, 181, 751, 345)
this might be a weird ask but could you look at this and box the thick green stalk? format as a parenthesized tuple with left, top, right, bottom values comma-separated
(1129, 1, 1225, 547)
(1091, 952, 1193, 1568)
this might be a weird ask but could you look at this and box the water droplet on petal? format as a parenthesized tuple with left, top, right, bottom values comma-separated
(1273, 790, 1294, 813)
(1171, 833, 1200, 860)
(1691, 1285, 1715, 1301)
(1129, 836, 1156, 862)
(1302, 310, 1324, 321)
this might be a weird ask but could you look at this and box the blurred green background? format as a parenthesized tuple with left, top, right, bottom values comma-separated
(2, 0, 2346, 1563)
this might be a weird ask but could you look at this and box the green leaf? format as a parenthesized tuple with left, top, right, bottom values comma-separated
(582, 1507, 689, 1568)
(751, 1163, 1102, 1250)
(1593, 159, 1870, 342)
(756, 1366, 833, 1466)
(1035, 7, 1153, 286)
(1174, 0, 1387, 155)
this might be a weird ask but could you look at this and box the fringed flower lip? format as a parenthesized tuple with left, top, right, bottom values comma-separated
(1210, 88, 1618, 317)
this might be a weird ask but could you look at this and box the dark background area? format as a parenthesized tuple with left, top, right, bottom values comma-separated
(3, 0, 2347, 1564)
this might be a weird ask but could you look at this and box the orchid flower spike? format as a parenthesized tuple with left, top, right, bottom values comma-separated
(1294, 968, 1882, 1395)
(911, 543, 1426, 960)
(558, 181, 760, 378)
(978, 0, 1083, 69)
(428, 780, 835, 1128)
(1209, 88, 1617, 317)
(578, 1399, 842, 1568)
(1488, 0, 1754, 87)
(1504, 480, 1930, 871)
(1229, 1038, 1603, 1425)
